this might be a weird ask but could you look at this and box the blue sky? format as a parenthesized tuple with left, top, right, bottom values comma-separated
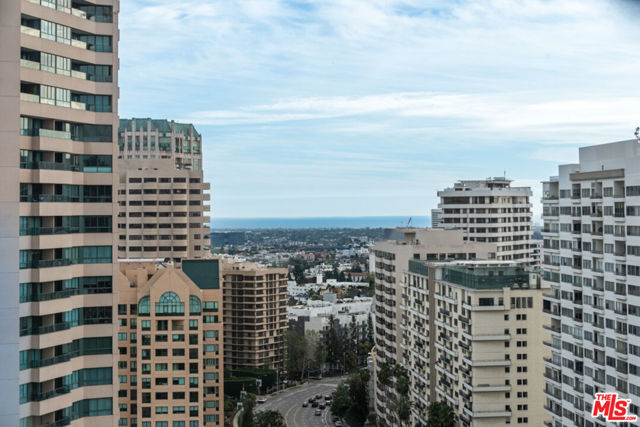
(118, 0, 640, 220)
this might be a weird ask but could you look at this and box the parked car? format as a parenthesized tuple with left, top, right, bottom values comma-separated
(257, 397, 267, 404)
(302, 402, 308, 408)
(315, 409, 322, 416)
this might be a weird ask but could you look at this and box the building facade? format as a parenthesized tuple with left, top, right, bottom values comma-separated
(118, 119, 203, 172)
(117, 158, 210, 263)
(541, 139, 640, 427)
(372, 228, 496, 425)
(431, 208, 443, 228)
(1, 1, 121, 425)
(221, 261, 288, 371)
(117, 260, 224, 427)
(403, 261, 549, 426)
(438, 178, 533, 262)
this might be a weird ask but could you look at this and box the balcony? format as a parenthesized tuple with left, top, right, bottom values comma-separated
(463, 408, 511, 418)
(463, 382, 510, 392)
(462, 332, 510, 341)
(462, 357, 510, 367)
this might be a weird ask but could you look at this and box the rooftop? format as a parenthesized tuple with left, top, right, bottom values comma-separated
(119, 118, 201, 137)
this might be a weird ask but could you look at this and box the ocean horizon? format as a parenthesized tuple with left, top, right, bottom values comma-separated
(211, 215, 431, 230)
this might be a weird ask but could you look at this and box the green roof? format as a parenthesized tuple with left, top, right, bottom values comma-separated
(119, 118, 201, 137)
(182, 259, 219, 289)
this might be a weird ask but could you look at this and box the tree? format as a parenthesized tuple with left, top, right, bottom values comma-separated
(240, 393, 257, 427)
(378, 362, 393, 387)
(255, 410, 285, 427)
(326, 315, 340, 372)
(392, 397, 411, 424)
(426, 401, 455, 427)
(348, 371, 369, 419)
(285, 331, 306, 380)
(330, 383, 351, 417)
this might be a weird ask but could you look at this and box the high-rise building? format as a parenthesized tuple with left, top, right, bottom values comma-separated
(403, 260, 549, 426)
(438, 178, 533, 262)
(220, 261, 288, 371)
(541, 139, 640, 427)
(431, 208, 443, 227)
(1, 1, 120, 425)
(117, 259, 224, 427)
(371, 228, 496, 425)
(117, 158, 210, 263)
(118, 118, 203, 171)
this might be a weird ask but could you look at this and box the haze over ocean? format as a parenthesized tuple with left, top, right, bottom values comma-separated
(211, 216, 430, 230)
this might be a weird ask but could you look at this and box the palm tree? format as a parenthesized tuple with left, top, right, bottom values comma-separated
(426, 401, 455, 427)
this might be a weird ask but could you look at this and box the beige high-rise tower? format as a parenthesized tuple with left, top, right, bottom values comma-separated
(1, 0, 120, 425)
(221, 261, 288, 371)
(117, 260, 224, 427)
(117, 118, 210, 263)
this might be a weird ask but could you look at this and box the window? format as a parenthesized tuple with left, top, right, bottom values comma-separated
(138, 297, 150, 315)
(189, 295, 201, 314)
(156, 292, 184, 315)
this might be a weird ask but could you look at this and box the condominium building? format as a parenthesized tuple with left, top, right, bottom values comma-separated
(117, 259, 224, 427)
(117, 158, 210, 263)
(438, 178, 533, 262)
(0, 1, 120, 425)
(371, 228, 496, 425)
(119, 118, 203, 171)
(541, 139, 640, 427)
(403, 260, 549, 426)
(220, 261, 288, 371)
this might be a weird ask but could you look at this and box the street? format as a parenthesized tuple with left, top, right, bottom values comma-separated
(255, 377, 346, 427)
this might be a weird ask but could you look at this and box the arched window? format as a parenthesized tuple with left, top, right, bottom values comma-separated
(159, 291, 180, 303)
(138, 296, 150, 315)
(156, 292, 184, 315)
(189, 295, 202, 315)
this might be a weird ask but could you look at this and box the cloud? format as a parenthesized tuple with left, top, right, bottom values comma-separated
(118, 0, 640, 217)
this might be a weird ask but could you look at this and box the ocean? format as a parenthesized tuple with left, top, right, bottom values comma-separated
(211, 216, 431, 230)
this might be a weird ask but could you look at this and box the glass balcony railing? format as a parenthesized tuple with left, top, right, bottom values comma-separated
(20, 285, 111, 302)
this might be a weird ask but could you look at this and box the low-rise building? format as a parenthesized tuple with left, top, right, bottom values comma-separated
(116, 259, 224, 427)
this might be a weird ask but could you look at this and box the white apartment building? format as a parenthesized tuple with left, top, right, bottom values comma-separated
(438, 178, 533, 262)
(403, 260, 549, 426)
(372, 228, 496, 425)
(542, 139, 640, 427)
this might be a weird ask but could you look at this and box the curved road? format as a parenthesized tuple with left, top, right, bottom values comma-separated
(256, 377, 346, 427)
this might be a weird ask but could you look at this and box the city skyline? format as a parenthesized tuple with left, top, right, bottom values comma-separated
(119, 0, 640, 219)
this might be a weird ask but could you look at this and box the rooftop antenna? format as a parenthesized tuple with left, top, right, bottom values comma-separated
(406, 217, 412, 227)
(635, 126, 640, 142)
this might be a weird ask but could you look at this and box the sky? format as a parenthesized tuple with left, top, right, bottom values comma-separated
(118, 0, 640, 221)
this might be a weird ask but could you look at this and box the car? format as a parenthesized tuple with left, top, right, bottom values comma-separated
(302, 402, 308, 408)
(311, 401, 319, 408)
(315, 394, 321, 400)
(332, 416, 339, 422)
(319, 404, 326, 410)
(315, 409, 322, 416)
(308, 397, 314, 403)
(335, 421, 343, 427)
(324, 394, 332, 401)
(257, 397, 267, 404)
